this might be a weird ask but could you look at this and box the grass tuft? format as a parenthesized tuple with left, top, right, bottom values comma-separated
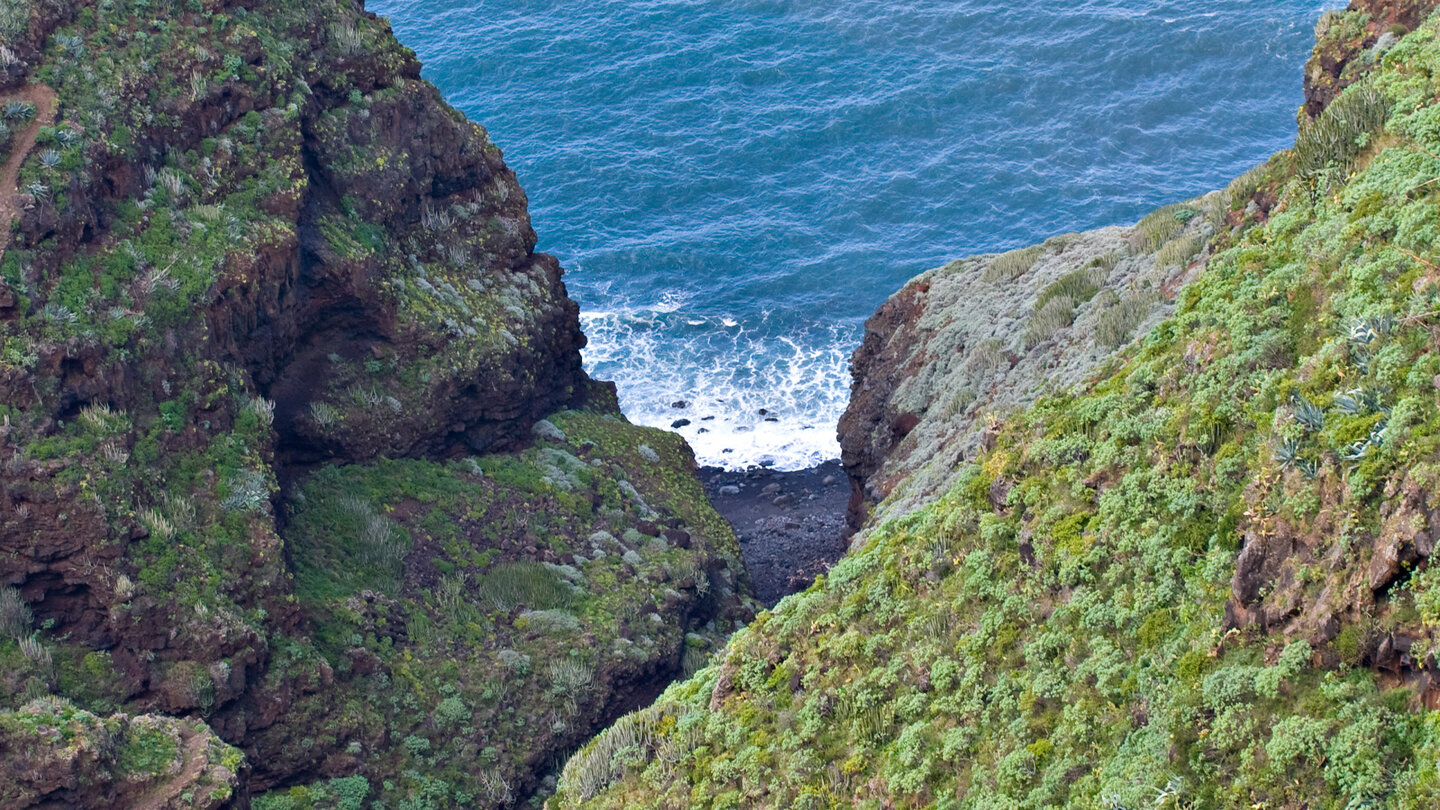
(475, 561, 573, 613)
(983, 245, 1044, 283)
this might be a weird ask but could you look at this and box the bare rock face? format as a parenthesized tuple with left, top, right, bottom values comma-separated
(840, 196, 1226, 530)
(1302, 0, 1435, 120)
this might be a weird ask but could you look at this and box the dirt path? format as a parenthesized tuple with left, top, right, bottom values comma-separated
(0, 83, 57, 262)
(132, 725, 211, 810)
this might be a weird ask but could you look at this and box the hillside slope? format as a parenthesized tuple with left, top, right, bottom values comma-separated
(553, 5, 1440, 809)
(0, 1, 751, 806)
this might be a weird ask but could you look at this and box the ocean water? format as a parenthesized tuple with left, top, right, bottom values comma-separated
(372, 0, 1343, 470)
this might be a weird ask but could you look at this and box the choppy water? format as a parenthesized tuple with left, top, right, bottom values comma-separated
(373, 0, 1342, 469)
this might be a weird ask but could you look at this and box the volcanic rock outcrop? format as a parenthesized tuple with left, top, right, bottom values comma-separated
(0, 0, 751, 805)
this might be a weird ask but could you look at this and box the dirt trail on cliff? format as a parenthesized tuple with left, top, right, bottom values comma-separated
(132, 726, 211, 810)
(0, 83, 57, 261)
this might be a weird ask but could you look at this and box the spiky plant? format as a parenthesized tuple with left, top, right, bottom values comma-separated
(1274, 437, 1300, 468)
(1291, 395, 1325, 432)
(983, 245, 1044, 283)
(1294, 81, 1389, 179)
(1096, 291, 1161, 348)
(0, 587, 32, 640)
(3, 100, 35, 122)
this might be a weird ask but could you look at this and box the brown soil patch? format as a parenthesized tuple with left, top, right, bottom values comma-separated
(0, 83, 57, 263)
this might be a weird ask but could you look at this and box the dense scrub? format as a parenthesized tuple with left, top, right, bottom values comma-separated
(554, 14, 1440, 810)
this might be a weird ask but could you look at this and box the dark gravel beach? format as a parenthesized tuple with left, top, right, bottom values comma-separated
(698, 461, 851, 605)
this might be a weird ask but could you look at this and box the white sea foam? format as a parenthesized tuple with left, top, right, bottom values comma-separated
(580, 306, 856, 471)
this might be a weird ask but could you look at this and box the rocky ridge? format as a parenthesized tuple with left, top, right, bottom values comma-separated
(838, 196, 1227, 531)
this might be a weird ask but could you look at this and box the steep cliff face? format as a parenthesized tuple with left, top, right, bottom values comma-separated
(1302, 0, 1433, 119)
(838, 194, 1235, 530)
(0, 1, 751, 806)
(553, 5, 1440, 809)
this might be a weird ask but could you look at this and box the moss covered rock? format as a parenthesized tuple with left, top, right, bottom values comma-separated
(0, 697, 241, 810)
(0, 0, 751, 805)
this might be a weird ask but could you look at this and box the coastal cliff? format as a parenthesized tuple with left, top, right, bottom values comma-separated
(0, 0, 750, 805)
(554, 2, 1440, 807)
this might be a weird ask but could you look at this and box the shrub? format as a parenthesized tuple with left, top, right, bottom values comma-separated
(1128, 204, 1194, 253)
(550, 658, 594, 693)
(475, 561, 573, 612)
(336, 496, 403, 570)
(0, 0, 30, 40)
(1036, 267, 1106, 312)
(1155, 234, 1204, 269)
(520, 608, 582, 634)
(309, 401, 340, 428)
(1294, 82, 1388, 178)
(0, 587, 32, 640)
(1025, 295, 1077, 348)
(221, 469, 270, 512)
(1096, 291, 1161, 348)
(1226, 162, 1269, 211)
(983, 245, 1044, 282)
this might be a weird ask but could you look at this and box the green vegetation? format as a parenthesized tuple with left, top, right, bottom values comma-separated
(255, 408, 749, 808)
(0, 697, 243, 807)
(1294, 80, 1389, 180)
(0, 0, 754, 804)
(553, 16, 1440, 810)
(1025, 267, 1109, 347)
(984, 245, 1044, 282)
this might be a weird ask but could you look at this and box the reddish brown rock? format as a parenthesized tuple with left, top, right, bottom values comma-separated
(1301, 0, 1436, 120)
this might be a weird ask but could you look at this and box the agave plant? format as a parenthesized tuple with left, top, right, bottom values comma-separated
(38, 149, 60, 169)
(1369, 419, 1388, 447)
(1274, 437, 1301, 468)
(1348, 315, 1393, 346)
(1291, 395, 1324, 432)
(1341, 438, 1372, 462)
(1333, 389, 1363, 415)
(3, 100, 34, 122)
(54, 34, 85, 57)
(53, 128, 78, 147)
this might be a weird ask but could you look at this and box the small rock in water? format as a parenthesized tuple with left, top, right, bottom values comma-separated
(671, 400, 690, 409)
(719, 485, 741, 496)
(697, 428, 709, 433)
(764, 417, 779, 423)
(671, 419, 692, 428)
(757, 408, 769, 415)
(701, 415, 716, 421)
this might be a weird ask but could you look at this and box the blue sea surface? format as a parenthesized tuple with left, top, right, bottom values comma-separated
(373, 0, 1343, 469)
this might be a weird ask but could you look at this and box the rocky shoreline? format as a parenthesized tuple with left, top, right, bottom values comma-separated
(697, 460, 851, 605)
